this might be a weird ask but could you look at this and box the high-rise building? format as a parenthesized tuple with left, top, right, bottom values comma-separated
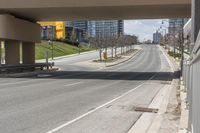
(87, 20, 124, 37)
(168, 19, 189, 34)
(87, 21, 96, 37)
(66, 20, 124, 39)
(95, 20, 118, 37)
(118, 20, 124, 35)
(66, 21, 88, 36)
(66, 20, 89, 42)
(153, 31, 162, 44)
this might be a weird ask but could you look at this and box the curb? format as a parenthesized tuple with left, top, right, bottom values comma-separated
(178, 81, 189, 133)
(161, 46, 189, 133)
(105, 49, 142, 67)
(128, 83, 173, 133)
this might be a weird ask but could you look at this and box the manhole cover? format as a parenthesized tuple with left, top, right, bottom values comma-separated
(134, 107, 158, 113)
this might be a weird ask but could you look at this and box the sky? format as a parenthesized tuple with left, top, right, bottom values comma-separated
(124, 19, 164, 42)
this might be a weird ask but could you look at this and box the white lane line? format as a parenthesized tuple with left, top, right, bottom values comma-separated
(0, 80, 35, 86)
(0, 72, 85, 87)
(46, 74, 156, 133)
(64, 82, 83, 87)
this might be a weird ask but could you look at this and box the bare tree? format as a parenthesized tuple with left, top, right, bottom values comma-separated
(89, 33, 138, 61)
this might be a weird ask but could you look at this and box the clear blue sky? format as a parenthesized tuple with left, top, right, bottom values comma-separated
(124, 19, 167, 41)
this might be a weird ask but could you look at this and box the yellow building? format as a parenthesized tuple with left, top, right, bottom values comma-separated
(1, 41, 4, 48)
(38, 21, 66, 39)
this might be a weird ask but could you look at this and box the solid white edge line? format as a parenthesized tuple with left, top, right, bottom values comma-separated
(46, 74, 156, 133)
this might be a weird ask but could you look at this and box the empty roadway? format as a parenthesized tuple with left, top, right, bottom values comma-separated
(0, 45, 174, 133)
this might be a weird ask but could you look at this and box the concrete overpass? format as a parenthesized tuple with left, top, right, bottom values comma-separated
(0, 0, 192, 65)
(0, 0, 191, 21)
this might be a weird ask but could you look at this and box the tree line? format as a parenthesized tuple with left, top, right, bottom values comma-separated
(89, 34, 138, 60)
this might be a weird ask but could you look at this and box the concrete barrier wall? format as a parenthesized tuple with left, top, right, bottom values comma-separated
(183, 30, 200, 133)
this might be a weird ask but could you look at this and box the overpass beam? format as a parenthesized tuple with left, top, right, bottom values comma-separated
(0, 14, 41, 65)
(0, 14, 41, 43)
(22, 42, 35, 64)
(5, 40, 20, 65)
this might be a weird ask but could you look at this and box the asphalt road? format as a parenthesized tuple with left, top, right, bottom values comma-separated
(0, 45, 173, 133)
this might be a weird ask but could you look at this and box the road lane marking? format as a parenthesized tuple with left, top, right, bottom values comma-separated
(0, 80, 35, 86)
(46, 74, 156, 133)
(0, 72, 86, 88)
(64, 82, 83, 87)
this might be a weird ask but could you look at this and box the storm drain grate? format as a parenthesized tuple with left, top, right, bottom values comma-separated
(134, 107, 159, 113)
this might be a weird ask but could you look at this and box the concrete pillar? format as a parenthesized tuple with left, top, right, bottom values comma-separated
(0, 41, 1, 65)
(5, 40, 20, 65)
(22, 42, 35, 64)
(191, 0, 200, 43)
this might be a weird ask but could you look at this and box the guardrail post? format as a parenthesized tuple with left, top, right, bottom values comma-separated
(45, 51, 49, 70)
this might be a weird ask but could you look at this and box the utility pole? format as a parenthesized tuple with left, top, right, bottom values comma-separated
(51, 41, 54, 60)
(48, 40, 54, 60)
(173, 22, 176, 56)
(180, 19, 185, 77)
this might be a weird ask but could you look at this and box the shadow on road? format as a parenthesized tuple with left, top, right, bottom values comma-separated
(7, 70, 180, 81)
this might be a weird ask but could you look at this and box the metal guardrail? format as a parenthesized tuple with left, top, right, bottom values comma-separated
(0, 63, 54, 73)
(182, 30, 200, 133)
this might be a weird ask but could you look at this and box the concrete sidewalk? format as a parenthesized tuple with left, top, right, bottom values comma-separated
(167, 47, 189, 133)
(178, 80, 189, 133)
(128, 45, 181, 133)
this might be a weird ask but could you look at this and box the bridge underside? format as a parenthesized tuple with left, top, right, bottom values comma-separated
(0, 0, 191, 21)
(0, 5, 191, 21)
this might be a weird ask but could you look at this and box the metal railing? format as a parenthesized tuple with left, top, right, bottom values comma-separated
(182, 29, 200, 133)
(0, 63, 54, 73)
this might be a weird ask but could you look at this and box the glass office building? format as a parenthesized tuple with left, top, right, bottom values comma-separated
(66, 20, 124, 38)
(88, 20, 124, 37)
(168, 19, 189, 34)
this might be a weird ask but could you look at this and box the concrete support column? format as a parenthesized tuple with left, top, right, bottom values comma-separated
(5, 40, 20, 65)
(22, 42, 35, 64)
(0, 41, 1, 65)
(191, 0, 200, 43)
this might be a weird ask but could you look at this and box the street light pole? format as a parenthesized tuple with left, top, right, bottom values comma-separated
(162, 20, 176, 55)
(51, 41, 54, 60)
(173, 22, 176, 56)
(48, 40, 54, 60)
(160, 25, 170, 51)
(160, 26, 167, 48)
